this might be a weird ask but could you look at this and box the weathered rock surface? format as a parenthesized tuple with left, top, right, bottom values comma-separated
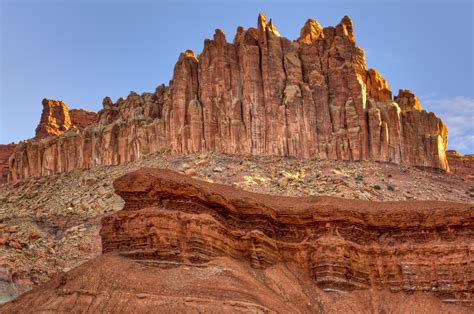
(447, 150, 474, 180)
(0, 145, 15, 185)
(34, 99, 98, 141)
(3, 168, 472, 312)
(34, 99, 73, 139)
(69, 109, 98, 129)
(395, 89, 422, 112)
(8, 14, 450, 182)
(3, 254, 471, 313)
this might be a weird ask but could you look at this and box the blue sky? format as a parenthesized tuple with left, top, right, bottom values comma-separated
(1, 0, 473, 153)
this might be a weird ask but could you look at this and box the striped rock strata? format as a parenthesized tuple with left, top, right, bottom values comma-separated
(3, 168, 472, 312)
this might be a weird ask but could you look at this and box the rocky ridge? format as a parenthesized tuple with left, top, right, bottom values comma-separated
(8, 14, 451, 182)
(2, 167, 472, 312)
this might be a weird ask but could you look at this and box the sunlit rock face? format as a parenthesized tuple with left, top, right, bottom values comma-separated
(35, 99, 73, 139)
(34, 99, 98, 140)
(8, 13, 450, 182)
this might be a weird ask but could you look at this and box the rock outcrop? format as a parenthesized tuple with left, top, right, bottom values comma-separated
(35, 99, 73, 139)
(3, 168, 472, 312)
(34, 99, 98, 140)
(0, 144, 15, 185)
(394, 89, 422, 112)
(447, 150, 474, 180)
(69, 109, 98, 129)
(8, 14, 450, 182)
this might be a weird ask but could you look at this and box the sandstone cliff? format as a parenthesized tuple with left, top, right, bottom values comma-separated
(35, 99, 73, 139)
(3, 169, 472, 312)
(69, 109, 98, 129)
(8, 14, 450, 182)
(34, 99, 98, 140)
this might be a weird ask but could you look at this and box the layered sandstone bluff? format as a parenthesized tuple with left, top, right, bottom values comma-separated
(3, 169, 472, 312)
(8, 14, 450, 182)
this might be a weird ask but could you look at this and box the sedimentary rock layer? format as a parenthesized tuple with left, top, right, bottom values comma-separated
(100, 168, 473, 305)
(3, 168, 472, 312)
(8, 14, 449, 182)
(69, 109, 98, 129)
(2, 254, 470, 313)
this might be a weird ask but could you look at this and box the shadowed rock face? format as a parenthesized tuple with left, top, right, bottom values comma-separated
(8, 14, 450, 182)
(0, 144, 15, 185)
(69, 109, 98, 129)
(447, 150, 474, 181)
(2, 168, 472, 312)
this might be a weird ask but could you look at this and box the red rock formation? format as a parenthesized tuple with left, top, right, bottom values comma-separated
(366, 68, 392, 101)
(34, 99, 98, 140)
(35, 99, 72, 139)
(3, 169, 472, 312)
(447, 150, 474, 180)
(394, 89, 422, 111)
(69, 109, 97, 129)
(0, 144, 15, 185)
(7, 14, 451, 182)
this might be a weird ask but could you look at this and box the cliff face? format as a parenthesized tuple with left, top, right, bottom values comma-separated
(69, 109, 98, 129)
(34, 99, 98, 140)
(3, 169, 472, 312)
(8, 14, 449, 182)
(0, 144, 15, 185)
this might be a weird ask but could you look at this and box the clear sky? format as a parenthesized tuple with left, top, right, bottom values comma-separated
(1, 0, 473, 154)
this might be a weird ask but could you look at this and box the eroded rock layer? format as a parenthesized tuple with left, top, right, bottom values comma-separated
(8, 14, 449, 182)
(3, 168, 472, 312)
(3, 254, 471, 313)
(69, 109, 98, 129)
(100, 168, 473, 305)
